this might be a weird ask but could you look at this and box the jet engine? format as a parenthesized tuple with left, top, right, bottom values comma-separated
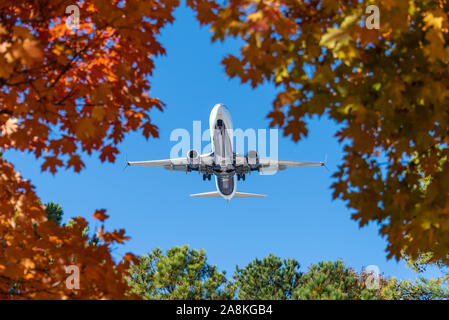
(187, 149, 200, 169)
(246, 150, 259, 170)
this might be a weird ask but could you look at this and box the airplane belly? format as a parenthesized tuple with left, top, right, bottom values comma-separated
(213, 127, 233, 167)
(210, 104, 234, 169)
(216, 176, 235, 196)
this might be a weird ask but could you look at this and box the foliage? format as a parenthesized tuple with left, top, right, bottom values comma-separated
(381, 251, 449, 300)
(3, 0, 449, 299)
(129, 250, 393, 300)
(127, 246, 235, 300)
(233, 254, 301, 299)
(0, 0, 180, 299)
(405, 251, 448, 274)
(187, 0, 449, 264)
(382, 276, 449, 300)
(292, 260, 381, 300)
(44, 202, 63, 225)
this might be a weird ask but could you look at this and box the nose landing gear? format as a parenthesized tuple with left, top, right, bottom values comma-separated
(237, 174, 246, 181)
(203, 174, 212, 181)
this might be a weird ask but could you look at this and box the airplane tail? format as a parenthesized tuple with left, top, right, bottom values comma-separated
(190, 191, 267, 198)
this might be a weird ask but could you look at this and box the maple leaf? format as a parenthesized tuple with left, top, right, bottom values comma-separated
(142, 122, 159, 139)
(283, 119, 308, 142)
(267, 109, 285, 128)
(93, 209, 109, 222)
(67, 155, 85, 172)
(320, 28, 351, 50)
(99, 145, 119, 163)
(41, 156, 64, 175)
(222, 55, 243, 78)
(122, 252, 138, 264)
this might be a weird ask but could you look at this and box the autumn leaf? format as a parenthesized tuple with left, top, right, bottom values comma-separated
(320, 28, 351, 50)
(67, 155, 85, 172)
(99, 145, 119, 163)
(122, 253, 138, 264)
(93, 209, 109, 222)
(41, 156, 64, 175)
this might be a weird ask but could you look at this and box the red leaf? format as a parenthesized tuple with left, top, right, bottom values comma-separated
(92, 209, 109, 222)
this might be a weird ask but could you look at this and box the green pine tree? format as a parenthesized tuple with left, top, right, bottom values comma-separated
(293, 260, 380, 300)
(44, 201, 63, 225)
(127, 245, 235, 299)
(234, 254, 301, 300)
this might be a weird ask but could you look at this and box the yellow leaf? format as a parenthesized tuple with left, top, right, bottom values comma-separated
(75, 118, 96, 139)
(320, 28, 351, 49)
(92, 107, 106, 121)
(421, 220, 431, 230)
(247, 11, 263, 22)
(424, 28, 446, 62)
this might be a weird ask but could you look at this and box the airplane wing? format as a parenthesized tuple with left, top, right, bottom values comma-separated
(127, 154, 214, 173)
(234, 154, 325, 174)
(259, 159, 325, 171)
(127, 158, 189, 171)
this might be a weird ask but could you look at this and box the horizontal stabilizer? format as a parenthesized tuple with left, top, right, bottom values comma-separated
(190, 191, 267, 198)
(190, 191, 221, 198)
(234, 192, 267, 198)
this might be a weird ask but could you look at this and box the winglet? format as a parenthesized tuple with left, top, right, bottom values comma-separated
(123, 154, 130, 171)
(322, 153, 329, 171)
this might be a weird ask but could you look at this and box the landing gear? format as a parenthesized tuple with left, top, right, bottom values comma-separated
(203, 174, 212, 181)
(237, 174, 246, 181)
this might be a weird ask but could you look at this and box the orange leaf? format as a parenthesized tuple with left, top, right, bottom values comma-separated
(92, 209, 109, 222)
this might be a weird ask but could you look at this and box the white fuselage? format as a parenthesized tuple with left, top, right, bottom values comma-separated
(209, 104, 236, 200)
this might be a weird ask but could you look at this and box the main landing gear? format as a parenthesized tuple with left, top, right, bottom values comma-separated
(203, 174, 212, 181)
(237, 174, 246, 181)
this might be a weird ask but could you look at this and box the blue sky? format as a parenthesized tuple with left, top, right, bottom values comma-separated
(4, 4, 442, 281)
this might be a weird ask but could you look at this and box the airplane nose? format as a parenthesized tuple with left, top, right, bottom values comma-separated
(211, 103, 231, 128)
(213, 104, 223, 112)
(213, 103, 228, 116)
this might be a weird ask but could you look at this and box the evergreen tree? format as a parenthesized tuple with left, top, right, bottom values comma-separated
(127, 246, 235, 299)
(293, 261, 380, 300)
(44, 201, 63, 225)
(234, 254, 301, 300)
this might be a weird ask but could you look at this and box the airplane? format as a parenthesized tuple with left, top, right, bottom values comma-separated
(127, 103, 325, 201)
